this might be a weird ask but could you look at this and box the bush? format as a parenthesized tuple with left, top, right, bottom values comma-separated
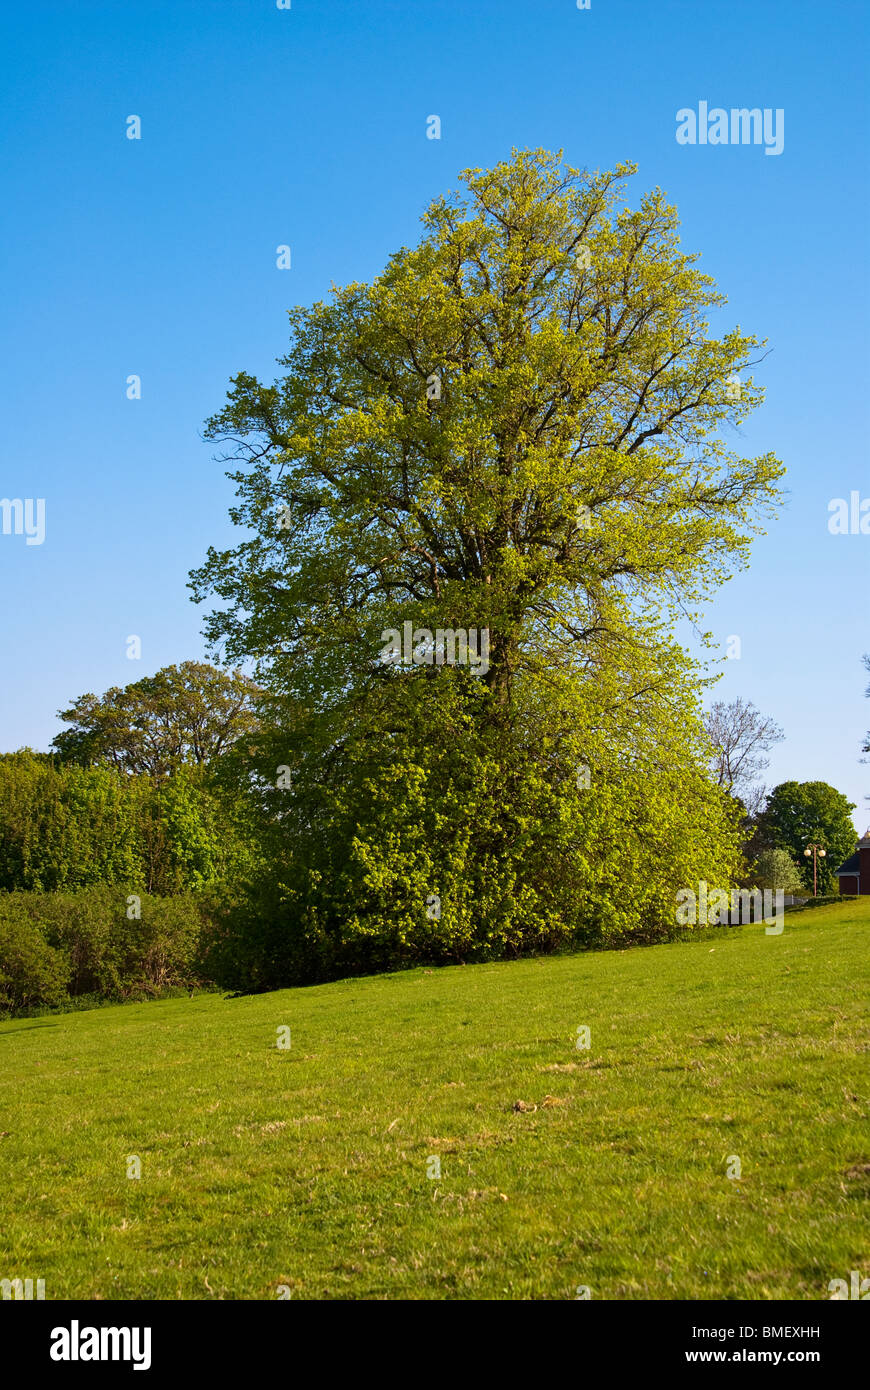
(0, 888, 217, 1016)
(0, 908, 70, 1014)
(750, 847, 805, 894)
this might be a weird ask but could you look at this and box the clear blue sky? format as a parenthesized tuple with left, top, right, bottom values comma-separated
(1, 0, 867, 828)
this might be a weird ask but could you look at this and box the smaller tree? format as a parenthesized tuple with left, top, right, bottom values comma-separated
(703, 697, 784, 812)
(751, 848, 804, 894)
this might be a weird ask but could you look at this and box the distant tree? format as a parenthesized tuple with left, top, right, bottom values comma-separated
(756, 781, 857, 895)
(750, 847, 804, 894)
(703, 697, 783, 812)
(51, 662, 260, 778)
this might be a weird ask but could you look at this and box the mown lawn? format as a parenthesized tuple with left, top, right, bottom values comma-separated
(1, 900, 868, 1300)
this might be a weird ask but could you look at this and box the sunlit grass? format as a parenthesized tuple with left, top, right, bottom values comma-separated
(1, 899, 867, 1300)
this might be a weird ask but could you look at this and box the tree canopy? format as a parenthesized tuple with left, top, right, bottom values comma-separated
(51, 662, 260, 779)
(703, 697, 784, 814)
(756, 781, 857, 895)
(187, 149, 783, 981)
(192, 149, 781, 711)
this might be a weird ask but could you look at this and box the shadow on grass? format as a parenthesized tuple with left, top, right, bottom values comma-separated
(0, 1019, 60, 1036)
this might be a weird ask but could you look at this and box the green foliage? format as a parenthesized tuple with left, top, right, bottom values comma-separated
(206, 671, 741, 991)
(0, 889, 213, 1016)
(0, 751, 143, 891)
(51, 661, 259, 777)
(0, 750, 259, 1014)
(190, 150, 780, 984)
(0, 751, 258, 895)
(757, 781, 857, 894)
(142, 766, 255, 894)
(0, 910, 71, 1014)
(191, 150, 783, 701)
(751, 847, 805, 894)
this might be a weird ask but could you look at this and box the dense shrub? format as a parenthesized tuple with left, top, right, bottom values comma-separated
(0, 910, 71, 1014)
(750, 847, 805, 893)
(203, 692, 742, 993)
(0, 753, 141, 891)
(0, 752, 258, 894)
(0, 889, 216, 1016)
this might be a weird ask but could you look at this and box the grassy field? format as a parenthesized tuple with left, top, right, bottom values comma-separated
(1, 900, 868, 1300)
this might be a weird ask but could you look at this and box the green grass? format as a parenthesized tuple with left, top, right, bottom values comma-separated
(1, 900, 868, 1300)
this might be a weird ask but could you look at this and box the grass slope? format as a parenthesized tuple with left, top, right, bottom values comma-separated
(1, 901, 868, 1300)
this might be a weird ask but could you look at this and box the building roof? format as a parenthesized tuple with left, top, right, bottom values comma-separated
(834, 851, 861, 876)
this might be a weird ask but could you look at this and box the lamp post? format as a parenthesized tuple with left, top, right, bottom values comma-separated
(803, 843, 827, 898)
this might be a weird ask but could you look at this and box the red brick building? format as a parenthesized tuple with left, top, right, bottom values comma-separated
(834, 830, 870, 895)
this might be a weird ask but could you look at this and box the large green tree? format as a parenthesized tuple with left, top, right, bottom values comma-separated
(190, 149, 783, 980)
(193, 150, 780, 698)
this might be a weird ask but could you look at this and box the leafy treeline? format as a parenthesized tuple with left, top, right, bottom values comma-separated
(0, 752, 256, 895)
(0, 661, 262, 1013)
(0, 658, 261, 901)
(750, 781, 857, 896)
(51, 661, 259, 776)
(0, 751, 251, 1015)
